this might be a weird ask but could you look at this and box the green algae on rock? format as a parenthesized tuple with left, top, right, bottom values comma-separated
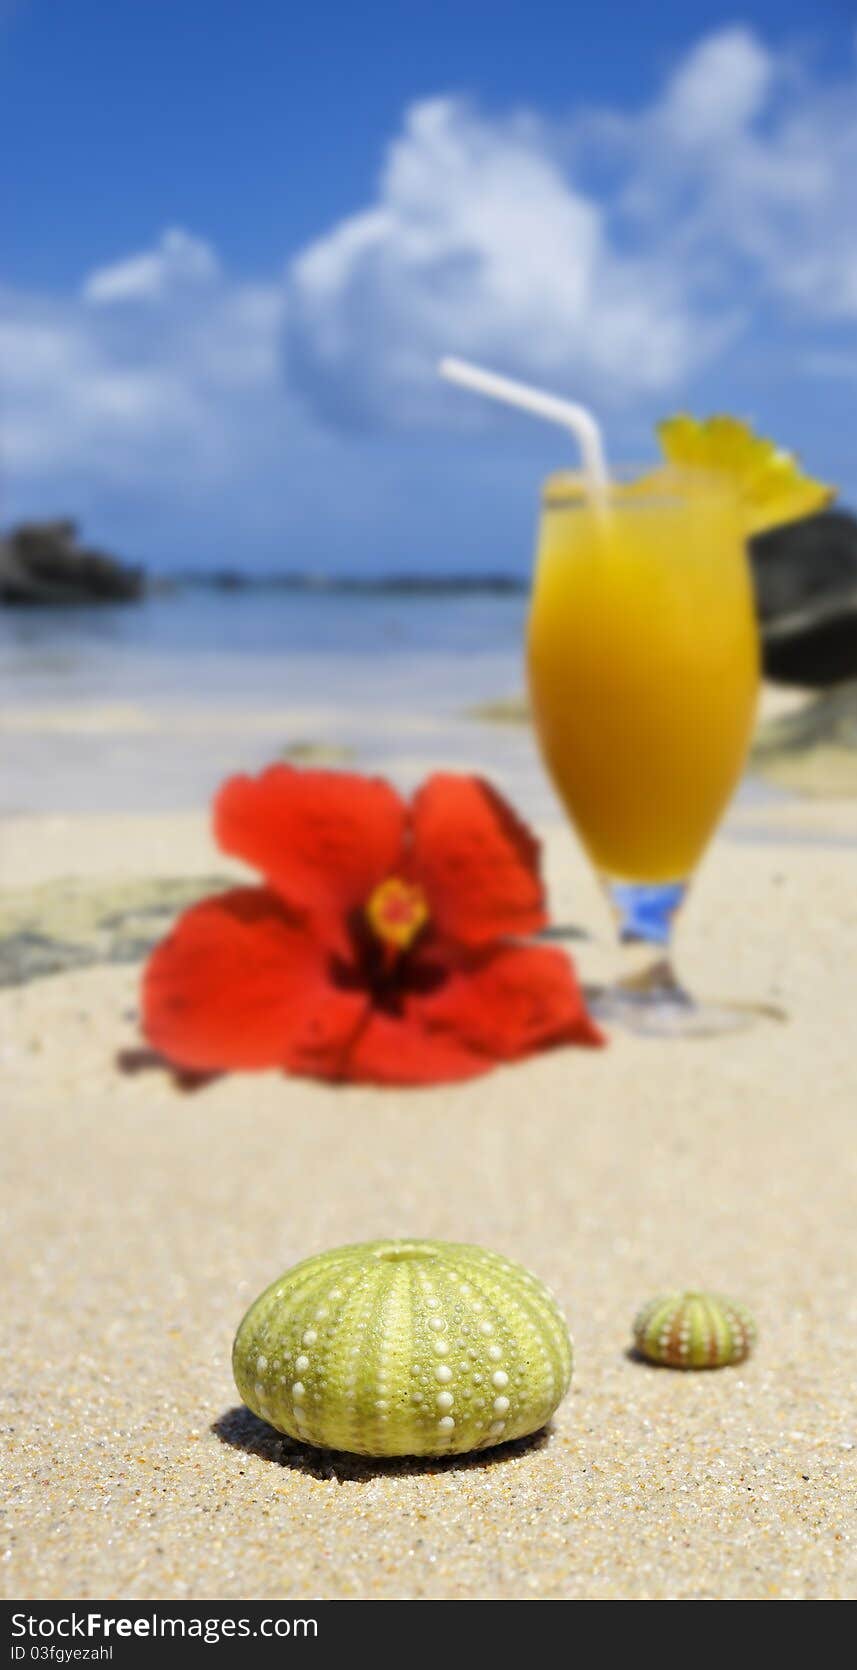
(633, 1291, 756, 1370)
(233, 1239, 573, 1457)
(0, 875, 232, 988)
(751, 681, 857, 798)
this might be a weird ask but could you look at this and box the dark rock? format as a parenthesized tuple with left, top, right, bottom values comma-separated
(0, 519, 144, 605)
(749, 511, 857, 687)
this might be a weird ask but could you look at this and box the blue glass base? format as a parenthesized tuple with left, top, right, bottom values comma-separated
(606, 880, 687, 946)
(595, 878, 753, 1037)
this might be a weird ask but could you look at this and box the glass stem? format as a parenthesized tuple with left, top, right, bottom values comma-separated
(603, 880, 690, 1005)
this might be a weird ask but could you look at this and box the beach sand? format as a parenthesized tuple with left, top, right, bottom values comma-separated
(1, 706, 856, 1601)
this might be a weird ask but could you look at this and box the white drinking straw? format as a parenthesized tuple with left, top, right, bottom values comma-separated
(438, 356, 609, 496)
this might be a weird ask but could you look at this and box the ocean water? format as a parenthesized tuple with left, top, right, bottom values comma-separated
(0, 585, 553, 816)
(0, 583, 528, 712)
(0, 583, 787, 825)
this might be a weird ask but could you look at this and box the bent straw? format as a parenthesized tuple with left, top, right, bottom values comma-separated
(438, 356, 609, 496)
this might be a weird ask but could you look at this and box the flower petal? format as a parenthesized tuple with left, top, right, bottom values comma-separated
(214, 766, 407, 951)
(411, 774, 546, 946)
(142, 887, 366, 1074)
(346, 1005, 491, 1086)
(415, 941, 603, 1062)
(345, 942, 602, 1086)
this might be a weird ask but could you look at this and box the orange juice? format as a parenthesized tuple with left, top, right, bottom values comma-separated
(527, 480, 760, 883)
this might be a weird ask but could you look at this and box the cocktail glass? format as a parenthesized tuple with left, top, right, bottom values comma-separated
(527, 468, 760, 1036)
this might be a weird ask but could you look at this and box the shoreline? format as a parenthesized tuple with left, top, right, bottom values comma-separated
(0, 681, 837, 824)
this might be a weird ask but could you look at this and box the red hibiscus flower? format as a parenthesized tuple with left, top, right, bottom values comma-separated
(142, 766, 602, 1086)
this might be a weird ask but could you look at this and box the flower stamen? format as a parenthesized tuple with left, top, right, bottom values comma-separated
(366, 876, 429, 952)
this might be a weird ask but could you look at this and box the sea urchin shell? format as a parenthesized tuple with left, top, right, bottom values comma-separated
(233, 1239, 573, 1456)
(633, 1291, 756, 1369)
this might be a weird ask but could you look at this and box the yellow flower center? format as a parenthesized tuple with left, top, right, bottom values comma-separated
(365, 877, 429, 952)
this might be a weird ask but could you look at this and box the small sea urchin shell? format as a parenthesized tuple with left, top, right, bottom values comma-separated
(633, 1291, 756, 1369)
(233, 1239, 573, 1457)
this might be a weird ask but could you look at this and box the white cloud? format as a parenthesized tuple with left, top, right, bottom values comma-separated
(284, 28, 857, 431)
(616, 29, 857, 323)
(2, 28, 857, 560)
(657, 26, 774, 144)
(83, 227, 220, 305)
(0, 305, 205, 477)
(1, 233, 286, 486)
(798, 349, 857, 381)
(285, 96, 713, 427)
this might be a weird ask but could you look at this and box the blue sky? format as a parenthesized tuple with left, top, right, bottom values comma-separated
(2, 0, 855, 573)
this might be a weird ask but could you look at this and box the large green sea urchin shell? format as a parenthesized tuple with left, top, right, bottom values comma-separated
(233, 1239, 573, 1457)
(633, 1291, 756, 1369)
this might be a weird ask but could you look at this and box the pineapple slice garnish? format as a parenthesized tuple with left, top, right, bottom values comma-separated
(657, 414, 834, 537)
